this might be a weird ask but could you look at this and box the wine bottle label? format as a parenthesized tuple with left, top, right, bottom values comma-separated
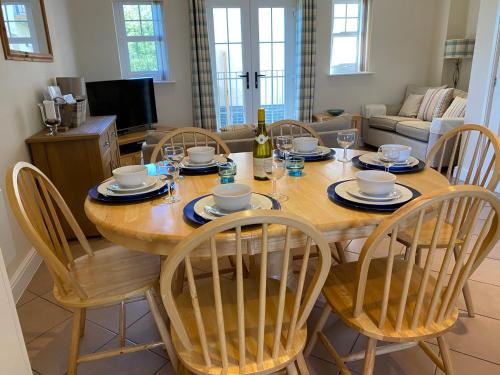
(253, 157, 271, 179)
(255, 134, 269, 145)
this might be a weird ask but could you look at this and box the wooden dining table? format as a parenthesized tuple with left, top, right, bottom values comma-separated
(84, 150, 450, 257)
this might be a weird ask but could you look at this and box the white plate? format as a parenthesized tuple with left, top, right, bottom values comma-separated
(180, 155, 227, 169)
(335, 180, 413, 206)
(194, 193, 273, 221)
(97, 177, 167, 197)
(107, 176, 158, 192)
(290, 145, 331, 156)
(359, 153, 419, 167)
(348, 185, 402, 201)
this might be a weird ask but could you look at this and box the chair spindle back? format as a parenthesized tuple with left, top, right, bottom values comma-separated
(6, 162, 93, 299)
(426, 124, 500, 191)
(160, 210, 331, 372)
(268, 120, 325, 148)
(354, 186, 500, 333)
(150, 127, 231, 163)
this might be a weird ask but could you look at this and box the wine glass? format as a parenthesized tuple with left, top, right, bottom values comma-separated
(163, 145, 185, 181)
(276, 135, 293, 160)
(337, 129, 357, 162)
(377, 145, 401, 172)
(264, 157, 288, 202)
(155, 161, 178, 204)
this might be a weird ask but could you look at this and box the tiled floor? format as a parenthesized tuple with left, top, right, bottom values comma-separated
(17, 231, 500, 375)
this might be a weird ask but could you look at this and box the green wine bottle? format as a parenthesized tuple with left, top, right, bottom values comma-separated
(253, 108, 271, 180)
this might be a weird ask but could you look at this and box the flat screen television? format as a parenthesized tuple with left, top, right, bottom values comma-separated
(86, 78, 158, 133)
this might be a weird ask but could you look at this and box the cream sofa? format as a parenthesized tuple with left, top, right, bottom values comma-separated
(142, 115, 354, 163)
(361, 85, 467, 161)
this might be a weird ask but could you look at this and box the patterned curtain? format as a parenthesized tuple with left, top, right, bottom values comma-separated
(189, 0, 217, 131)
(296, 0, 317, 122)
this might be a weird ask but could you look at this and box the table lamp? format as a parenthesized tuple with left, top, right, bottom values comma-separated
(444, 38, 475, 88)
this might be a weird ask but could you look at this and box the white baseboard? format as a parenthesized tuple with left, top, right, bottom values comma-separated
(9, 248, 42, 303)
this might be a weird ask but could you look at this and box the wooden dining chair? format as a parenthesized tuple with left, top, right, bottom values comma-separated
(305, 185, 500, 375)
(6, 162, 176, 374)
(268, 119, 325, 148)
(150, 127, 231, 163)
(397, 124, 500, 317)
(159, 210, 332, 374)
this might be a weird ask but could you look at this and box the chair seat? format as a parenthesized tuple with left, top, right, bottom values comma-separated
(322, 258, 458, 342)
(54, 246, 160, 308)
(171, 277, 307, 375)
(396, 218, 459, 248)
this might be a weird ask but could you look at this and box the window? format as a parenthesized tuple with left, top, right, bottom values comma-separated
(330, 0, 368, 74)
(113, 1, 169, 81)
(1, 1, 37, 53)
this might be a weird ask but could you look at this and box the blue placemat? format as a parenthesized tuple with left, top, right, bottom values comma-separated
(88, 182, 173, 204)
(351, 155, 425, 174)
(183, 193, 281, 226)
(277, 149, 335, 162)
(327, 180, 421, 212)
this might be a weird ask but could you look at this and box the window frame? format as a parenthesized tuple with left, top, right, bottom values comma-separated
(112, 0, 169, 82)
(329, 0, 369, 75)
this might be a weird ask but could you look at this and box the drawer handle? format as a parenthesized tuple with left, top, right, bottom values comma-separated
(112, 131, 117, 137)
(104, 141, 110, 147)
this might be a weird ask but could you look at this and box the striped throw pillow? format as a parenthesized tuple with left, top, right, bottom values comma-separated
(443, 96, 467, 118)
(433, 88, 454, 118)
(417, 88, 453, 121)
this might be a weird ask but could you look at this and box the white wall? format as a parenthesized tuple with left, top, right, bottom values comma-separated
(70, 0, 448, 121)
(0, 0, 79, 277)
(462, 0, 499, 190)
(314, 0, 444, 113)
(440, 0, 481, 91)
(465, 0, 499, 124)
(69, 0, 194, 127)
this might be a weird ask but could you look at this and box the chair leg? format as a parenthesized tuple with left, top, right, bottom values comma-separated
(304, 304, 332, 356)
(145, 288, 178, 370)
(68, 308, 83, 375)
(453, 246, 475, 317)
(286, 361, 299, 375)
(119, 301, 126, 348)
(362, 338, 377, 375)
(296, 352, 310, 375)
(334, 242, 348, 263)
(79, 308, 86, 337)
(437, 336, 455, 375)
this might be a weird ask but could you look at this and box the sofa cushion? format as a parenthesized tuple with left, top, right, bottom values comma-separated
(405, 84, 446, 100)
(396, 120, 431, 142)
(398, 94, 424, 117)
(145, 129, 173, 144)
(443, 97, 467, 118)
(417, 88, 453, 121)
(218, 124, 255, 140)
(368, 116, 411, 132)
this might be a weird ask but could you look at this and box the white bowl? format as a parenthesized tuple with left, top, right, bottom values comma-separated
(187, 146, 215, 164)
(112, 165, 148, 188)
(293, 137, 318, 153)
(356, 170, 396, 196)
(380, 144, 412, 162)
(212, 183, 252, 212)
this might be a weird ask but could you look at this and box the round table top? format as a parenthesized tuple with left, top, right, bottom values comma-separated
(85, 150, 450, 255)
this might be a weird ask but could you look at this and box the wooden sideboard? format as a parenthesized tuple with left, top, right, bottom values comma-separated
(26, 116, 119, 237)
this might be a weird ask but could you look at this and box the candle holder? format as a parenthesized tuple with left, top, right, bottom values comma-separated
(37, 101, 62, 136)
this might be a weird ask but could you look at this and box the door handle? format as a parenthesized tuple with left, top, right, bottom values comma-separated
(239, 72, 250, 89)
(255, 72, 266, 89)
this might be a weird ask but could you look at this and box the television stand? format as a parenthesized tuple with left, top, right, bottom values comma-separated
(118, 130, 149, 165)
(118, 125, 177, 166)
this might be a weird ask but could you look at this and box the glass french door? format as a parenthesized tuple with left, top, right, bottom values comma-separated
(206, 0, 296, 128)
